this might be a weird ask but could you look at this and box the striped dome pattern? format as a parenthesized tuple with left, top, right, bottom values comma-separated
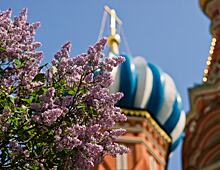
(110, 54, 186, 151)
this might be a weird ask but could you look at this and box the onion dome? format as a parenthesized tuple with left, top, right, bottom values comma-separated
(110, 54, 186, 151)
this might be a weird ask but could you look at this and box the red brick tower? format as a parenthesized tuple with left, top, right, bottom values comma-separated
(182, 1, 220, 169)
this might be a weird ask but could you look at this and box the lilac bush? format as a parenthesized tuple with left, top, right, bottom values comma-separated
(0, 9, 128, 169)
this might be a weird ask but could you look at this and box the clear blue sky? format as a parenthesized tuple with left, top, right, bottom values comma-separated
(0, 1, 211, 169)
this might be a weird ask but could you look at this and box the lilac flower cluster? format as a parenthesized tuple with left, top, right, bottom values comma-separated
(33, 38, 127, 169)
(0, 8, 128, 170)
(0, 8, 42, 94)
(32, 87, 67, 126)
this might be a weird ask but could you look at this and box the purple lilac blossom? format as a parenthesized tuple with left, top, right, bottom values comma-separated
(0, 8, 128, 170)
(0, 8, 43, 94)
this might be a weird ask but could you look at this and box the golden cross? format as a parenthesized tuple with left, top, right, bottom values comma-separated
(104, 6, 122, 54)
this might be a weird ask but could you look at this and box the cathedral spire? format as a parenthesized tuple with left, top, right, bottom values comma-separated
(200, 0, 220, 83)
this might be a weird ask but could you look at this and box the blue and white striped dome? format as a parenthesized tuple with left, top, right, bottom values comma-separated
(110, 54, 186, 151)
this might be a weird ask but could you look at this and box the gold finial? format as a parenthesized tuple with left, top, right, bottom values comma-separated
(104, 6, 122, 55)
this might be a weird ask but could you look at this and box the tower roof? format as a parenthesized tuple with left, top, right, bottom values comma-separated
(199, 0, 209, 13)
(199, 0, 220, 18)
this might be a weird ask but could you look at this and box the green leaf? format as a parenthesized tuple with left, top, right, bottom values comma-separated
(14, 58, 24, 69)
(80, 87, 87, 94)
(22, 96, 34, 104)
(33, 73, 45, 82)
(67, 90, 75, 95)
(9, 95, 16, 104)
(36, 87, 47, 95)
(39, 63, 48, 71)
(0, 68, 4, 75)
(57, 150, 68, 158)
(0, 98, 10, 108)
(0, 47, 6, 52)
(76, 104, 86, 109)
(1, 149, 7, 164)
(30, 165, 39, 170)
(9, 116, 19, 126)
(14, 105, 27, 113)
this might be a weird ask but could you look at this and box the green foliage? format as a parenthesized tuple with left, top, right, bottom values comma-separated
(32, 73, 45, 82)
(0, 47, 6, 52)
(14, 58, 26, 69)
(38, 63, 48, 71)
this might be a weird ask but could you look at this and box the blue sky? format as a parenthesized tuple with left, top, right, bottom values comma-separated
(0, 1, 211, 169)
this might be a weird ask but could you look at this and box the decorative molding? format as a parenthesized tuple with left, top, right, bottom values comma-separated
(187, 80, 220, 124)
(115, 118, 168, 156)
(200, 161, 220, 170)
(116, 136, 166, 165)
(121, 108, 171, 143)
